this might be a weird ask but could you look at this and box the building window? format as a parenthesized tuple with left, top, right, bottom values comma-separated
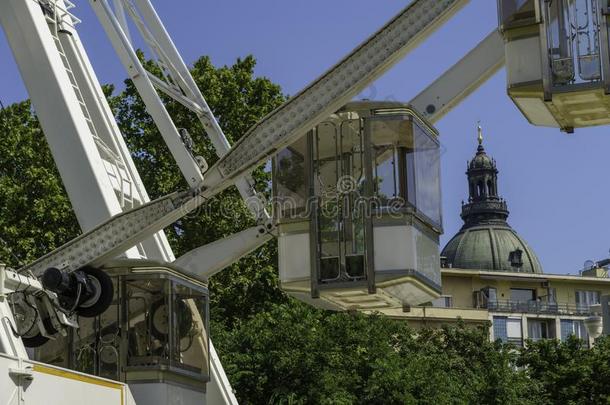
(510, 288, 535, 303)
(575, 290, 600, 312)
(493, 316, 508, 343)
(431, 295, 453, 308)
(493, 316, 522, 346)
(546, 287, 557, 303)
(528, 319, 555, 341)
(560, 319, 589, 342)
(475, 287, 497, 309)
(506, 318, 523, 347)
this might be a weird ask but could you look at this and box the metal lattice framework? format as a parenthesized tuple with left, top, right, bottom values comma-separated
(0, 0, 536, 403)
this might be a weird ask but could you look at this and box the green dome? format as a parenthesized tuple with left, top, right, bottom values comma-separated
(441, 224, 543, 273)
(442, 129, 543, 273)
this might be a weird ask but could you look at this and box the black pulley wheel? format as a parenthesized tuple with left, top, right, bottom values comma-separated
(22, 317, 56, 348)
(149, 299, 193, 340)
(76, 267, 114, 318)
(22, 333, 49, 348)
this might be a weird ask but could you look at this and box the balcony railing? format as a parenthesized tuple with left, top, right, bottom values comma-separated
(507, 337, 524, 347)
(480, 299, 594, 316)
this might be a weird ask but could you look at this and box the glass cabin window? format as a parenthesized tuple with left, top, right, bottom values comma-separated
(72, 316, 97, 375)
(368, 116, 442, 227)
(369, 118, 406, 209)
(498, 0, 536, 30)
(125, 277, 210, 377)
(126, 278, 170, 368)
(408, 125, 442, 226)
(314, 120, 366, 282)
(69, 277, 121, 379)
(98, 278, 121, 380)
(374, 144, 398, 206)
(171, 282, 210, 376)
(274, 136, 308, 220)
(545, 0, 602, 85)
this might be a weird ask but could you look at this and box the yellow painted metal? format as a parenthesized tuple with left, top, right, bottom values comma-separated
(32, 364, 124, 405)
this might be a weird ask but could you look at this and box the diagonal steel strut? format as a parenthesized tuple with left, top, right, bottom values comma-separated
(202, 0, 469, 190)
(20, 0, 469, 275)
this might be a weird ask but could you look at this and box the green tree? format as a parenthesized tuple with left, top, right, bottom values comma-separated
(0, 101, 79, 267)
(519, 336, 610, 404)
(215, 302, 542, 405)
(108, 55, 288, 326)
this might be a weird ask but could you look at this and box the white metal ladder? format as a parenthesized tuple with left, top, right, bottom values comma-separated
(43, 0, 137, 210)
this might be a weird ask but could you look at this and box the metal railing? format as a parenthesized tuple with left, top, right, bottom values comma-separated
(506, 337, 523, 347)
(481, 299, 594, 316)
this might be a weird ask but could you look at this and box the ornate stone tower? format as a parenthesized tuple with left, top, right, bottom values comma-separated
(461, 123, 509, 228)
(441, 124, 543, 273)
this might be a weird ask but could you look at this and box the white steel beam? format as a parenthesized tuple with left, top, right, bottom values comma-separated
(112, 0, 132, 43)
(88, 0, 205, 188)
(202, 0, 470, 190)
(173, 225, 273, 278)
(0, 264, 28, 358)
(57, 19, 174, 261)
(207, 341, 239, 405)
(146, 72, 205, 115)
(19, 190, 195, 276)
(0, 0, 127, 233)
(410, 29, 505, 123)
(127, 0, 235, 155)
(119, 0, 268, 221)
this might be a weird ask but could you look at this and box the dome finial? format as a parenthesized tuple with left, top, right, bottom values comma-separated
(477, 121, 483, 145)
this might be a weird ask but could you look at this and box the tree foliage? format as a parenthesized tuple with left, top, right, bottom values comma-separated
(214, 303, 540, 405)
(518, 336, 610, 404)
(0, 101, 79, 266)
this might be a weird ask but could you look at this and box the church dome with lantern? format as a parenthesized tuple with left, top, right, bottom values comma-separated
(441, 125, 543, 274)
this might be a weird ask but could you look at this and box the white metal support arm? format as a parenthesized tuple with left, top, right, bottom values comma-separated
(173, 225, 274, 278)
(202, 0, 469, 191)
(129, 0, 270, 221)
(410, 29, 505, 123)
(89, 0, 205, 188)
(96, 0, 270, 221)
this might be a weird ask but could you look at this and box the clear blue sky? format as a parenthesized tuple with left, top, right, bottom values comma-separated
(1, 0, 608, 274)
